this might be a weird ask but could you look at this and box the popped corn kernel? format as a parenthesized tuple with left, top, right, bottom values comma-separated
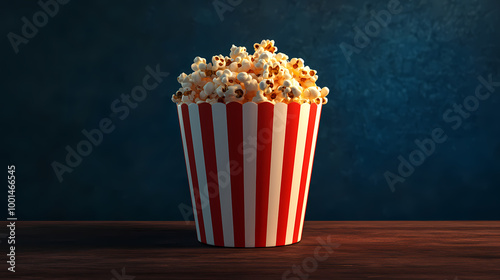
(191, 56, 206, 72)
(243, 79, 259, 96)
(203, 82, 215, 95)
(177, 73, 188, 83)
(230, 45, 248, 59)
(236, 72, 251, 82)
(320, 87, 330, 97)
(253, 90, 268, 103)
(308, 87, 321, 98)
(225, 84, 245, 103)
(171, 40, 330, 105)
(290, 86, 302, 98)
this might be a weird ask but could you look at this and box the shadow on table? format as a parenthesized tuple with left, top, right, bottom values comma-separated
(19, 222, 206, 249)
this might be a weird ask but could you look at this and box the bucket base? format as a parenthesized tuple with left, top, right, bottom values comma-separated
(197, 239, 303, 248)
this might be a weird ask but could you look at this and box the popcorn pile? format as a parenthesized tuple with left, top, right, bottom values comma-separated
(171, 40, 329, 105)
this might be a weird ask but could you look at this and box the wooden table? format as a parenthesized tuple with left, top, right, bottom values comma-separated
(1, 221, 499, 279)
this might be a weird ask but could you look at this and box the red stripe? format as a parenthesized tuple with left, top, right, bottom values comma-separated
(198, 103, 224, 246)
(181, 104, 206, 243)
(255, 102, 274, 247)
(276, 103, 301, 246)
(226, 102, 245, 247)
(292, 103, 318, 243)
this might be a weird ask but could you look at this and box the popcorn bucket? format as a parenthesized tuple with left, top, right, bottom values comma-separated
(177, 101, 322, 247)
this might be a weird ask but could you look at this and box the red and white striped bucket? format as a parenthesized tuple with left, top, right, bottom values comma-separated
(177, 101, 322, 247)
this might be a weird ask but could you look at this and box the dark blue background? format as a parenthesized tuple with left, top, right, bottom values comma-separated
(1, 0, 499, 220)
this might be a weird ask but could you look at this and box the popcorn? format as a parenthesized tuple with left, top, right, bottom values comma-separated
(229, 62, 238, 72)
(220, 70, 236, 84)
(243, 79, 259, 97)
(215, 85, 227, 97)
(171, 40, 330, 105)
(230, 45, 248, 59)
(177, 73, 188, 83)
(191, 71, 202, 84)
(206, 97, 219, 104)
(252, 90, 268, 103)
(290, 86, 302, 98)
(191, 56, 206, 72)
(181, 95, 192, 104)
(320, 87, 329, 97)
(259, 80, 268, 91)
(271, 90, 286, 102)
(288, 58, 304, 70)
(275, 52, 288, 61)
(236, 72, 251, 82)
(238, 59, 251, 72)
(181, 81, 192, 89)
(203, 82, 215, 96)
(225, 84, 245, 103)
(212, 55, 226, 70)
(308, 87, 321, 99)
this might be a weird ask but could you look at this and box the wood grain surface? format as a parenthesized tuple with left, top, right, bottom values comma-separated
(1, 221, 499, 279)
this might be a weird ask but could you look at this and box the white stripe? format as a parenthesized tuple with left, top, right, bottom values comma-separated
(242, 102, 258, 247)
(298, 104, 322, 241)
(177, 105, 201, 241)
(285, 104, 310, 244)
(211, 103, 234, 247)
(188, 104, 214, 245)
(266, 103, 287, 246)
